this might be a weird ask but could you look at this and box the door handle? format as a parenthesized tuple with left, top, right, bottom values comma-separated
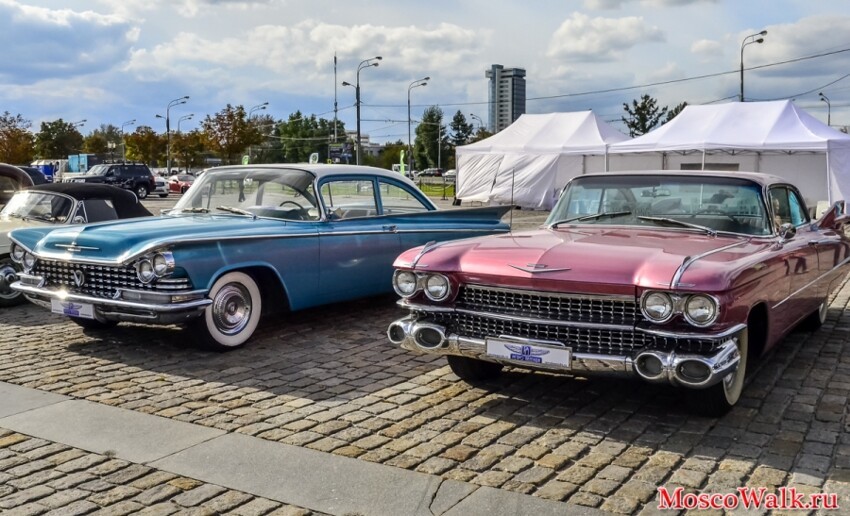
(383, 225, 398, 233)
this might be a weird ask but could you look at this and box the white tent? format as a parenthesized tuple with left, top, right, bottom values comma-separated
(455, 112, 630, 209)
(608, 100, 850, 206)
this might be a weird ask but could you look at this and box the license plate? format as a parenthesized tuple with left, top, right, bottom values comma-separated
(51, 299, 94, 319)
(485, 338, 571, 368)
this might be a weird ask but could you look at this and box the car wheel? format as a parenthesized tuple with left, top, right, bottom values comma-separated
(181, 186, 188, 194)
(447, 355, 503, 382)
(801, 299, 828, 331)
(692, 327, 748, 416)
(190, 271, 262, 351)
(0, 257, 24, 307)
(135, 184, 149, 199)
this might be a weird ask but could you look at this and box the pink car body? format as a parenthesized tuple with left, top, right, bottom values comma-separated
(388, 171, 850, 414)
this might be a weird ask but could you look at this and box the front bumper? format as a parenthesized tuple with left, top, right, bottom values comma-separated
(12, 276, 210, 324)
(387, 315, 744, 390)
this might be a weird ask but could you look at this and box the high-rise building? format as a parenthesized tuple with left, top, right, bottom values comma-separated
(486, 64, 526, 133)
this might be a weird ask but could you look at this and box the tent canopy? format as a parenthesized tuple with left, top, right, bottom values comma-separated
(456, 112, 629, 209)
(608, 100, 850, 203)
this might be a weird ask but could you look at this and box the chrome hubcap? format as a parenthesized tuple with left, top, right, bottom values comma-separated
(211, 283, 252, 336)
(0, 264, 19, 299)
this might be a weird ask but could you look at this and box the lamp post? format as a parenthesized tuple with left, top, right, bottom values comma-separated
(740, 30, 767, 102)
(819, 92, 831, 126)
(469, 113, 484, 133)
(343, 56, 382, 165)
(71, 119, 86, 128)
(177, 114, 194, 133)
(248, 102, 268, 118)
(407, 77, 429, 175)
(165, 96, 189, 172)
(120, 119, 135, 161)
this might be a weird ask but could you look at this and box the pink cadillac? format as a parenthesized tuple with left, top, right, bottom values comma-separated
(387, 171, 850, 415)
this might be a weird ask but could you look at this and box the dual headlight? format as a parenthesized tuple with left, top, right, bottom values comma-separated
(393, 270, 451, 301)
(134, 251, 174, 284)
(641, 291, 719, 327)
(9, 243, 37, 273)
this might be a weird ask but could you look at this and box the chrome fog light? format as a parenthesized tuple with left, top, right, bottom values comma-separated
(393, 270, 418, 297)
(136, 259, 156, 284)
(10, 244, 25, 263)
(642, 291, 673, 322)
(684, 294, 718, 327)
(424, 274, 450, 301)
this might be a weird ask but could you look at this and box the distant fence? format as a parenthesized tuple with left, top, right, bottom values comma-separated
(415, 176, 455, 199)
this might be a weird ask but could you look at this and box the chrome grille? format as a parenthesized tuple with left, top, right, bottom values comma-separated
(34, 259, 191, 299)
(457, 285, 639, 325)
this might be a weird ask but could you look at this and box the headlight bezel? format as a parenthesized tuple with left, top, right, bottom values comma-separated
(640, 290, 721, 327)
(133, 250, 175, 284)
(10, 243, 25, 263)
(22, 252, 36, 272)
(683, 293, 719, 327)
(423, 273, 451, 301)
(136, 258, 156, 284)
(393, 270, 418, 297)
(641, 291, 674, 323)
(392, 270, 454, 302)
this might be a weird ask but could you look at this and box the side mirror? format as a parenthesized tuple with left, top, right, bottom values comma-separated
(778, 223, 796, 241)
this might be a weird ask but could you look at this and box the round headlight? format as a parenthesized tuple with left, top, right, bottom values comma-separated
(22, 252, 36, 272)
(10, 244, 25, 263)
(152, 253, 172, 277)
(424, 274, 450, 301)
(393, 270, 418, 297)
(136, 259, 155, 284)
(642, 292, 673, 322)
(684, 294, 717, 326)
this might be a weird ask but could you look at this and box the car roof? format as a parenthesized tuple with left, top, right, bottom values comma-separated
(578, 170, 789, 188)
(27, 183, 153, 218)
(205, 164, 418, 186)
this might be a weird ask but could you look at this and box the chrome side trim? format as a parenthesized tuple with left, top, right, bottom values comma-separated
(773, 254, 850, 309)
(10, 281, 211, 313)
(670, 240, 749, 288)
(636, 323, 746, 340)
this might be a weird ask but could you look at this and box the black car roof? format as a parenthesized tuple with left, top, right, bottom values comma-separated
(29, 183, 153, 218)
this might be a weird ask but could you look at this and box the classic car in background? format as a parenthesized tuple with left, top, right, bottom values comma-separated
(10, 165, 510, 349)
(1, 183, 152, 307)
(168, 174, 195, 194)
(387, 171, 850, 415)
(0, 163, 35, 208)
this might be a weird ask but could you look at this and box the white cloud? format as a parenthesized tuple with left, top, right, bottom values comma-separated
(0, 0, 136, 81)
(547, 12, 664, 62)
(584, 0, 716, 8)
(691, 39, 722, 58)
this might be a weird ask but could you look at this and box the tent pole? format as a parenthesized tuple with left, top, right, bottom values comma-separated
(701, 149, 706, 170)
(826, 146, 832, 205)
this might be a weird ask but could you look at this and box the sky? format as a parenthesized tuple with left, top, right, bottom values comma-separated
(2, 0, 850, 144)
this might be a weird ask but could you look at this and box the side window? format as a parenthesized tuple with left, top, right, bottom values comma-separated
(320, 180, 377, 219)
(787, 189, 808, 226)
(768, 187, 792, 230)
(104, 166, 116, 177)
(378, 181, 429, 214)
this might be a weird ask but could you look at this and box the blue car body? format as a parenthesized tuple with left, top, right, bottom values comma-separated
(10, 164, 510, 349)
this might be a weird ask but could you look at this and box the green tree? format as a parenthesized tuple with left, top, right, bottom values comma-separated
(621, 95, 669, 137)
(171, 130, 207, 171)
(413, 106, 446, 170)
(34, 119, 85, 159)
(665, 102, 688, 123)
(276, 111, 343, 163)
(83, 133, 108, 156)
(449, 111, 473, 146)
(202, 104, 263, 165)
(125, 126, 166, 166)
(0, 112, 35, 164)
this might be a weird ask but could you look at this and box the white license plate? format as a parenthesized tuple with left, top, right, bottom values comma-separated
(51, 299, 94, 319)
(485, 338, 571, 368)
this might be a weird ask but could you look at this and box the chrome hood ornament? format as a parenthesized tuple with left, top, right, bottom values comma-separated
(508, 263, 571, 274)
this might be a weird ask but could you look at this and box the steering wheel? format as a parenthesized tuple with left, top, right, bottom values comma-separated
(279, 200, 306, 210)
(691, 207, 738, 222)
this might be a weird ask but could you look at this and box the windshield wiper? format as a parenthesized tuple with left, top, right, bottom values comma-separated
(177, 207, 209, 213)
(550, 210, 632, 228)
(638, 216, 717, 236)
(216, 206, 256, 218)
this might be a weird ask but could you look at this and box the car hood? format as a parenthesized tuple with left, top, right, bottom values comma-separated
(398, 227, 772, 292)
(0, 217, 46, 254)
(9, 214, 316, 264)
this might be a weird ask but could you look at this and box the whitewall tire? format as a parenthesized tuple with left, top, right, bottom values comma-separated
(191, 271, 262, 351)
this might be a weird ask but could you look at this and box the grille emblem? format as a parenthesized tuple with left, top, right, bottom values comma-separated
(72, 270, 85, 287)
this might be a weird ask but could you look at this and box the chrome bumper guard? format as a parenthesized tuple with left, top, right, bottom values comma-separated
(12, 276, 211, 325)
(387, 315, 742, 390)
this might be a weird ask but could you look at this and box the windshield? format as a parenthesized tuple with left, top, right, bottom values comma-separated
(547, 175, 771, 236)
(0, 191, 75, 222)
(172, 167, 320, 221)
(85, 165, 109, 176)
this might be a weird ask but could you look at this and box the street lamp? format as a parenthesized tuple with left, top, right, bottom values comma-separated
(407, 77, 429, 175)
(469, 113, 484, 132)
(819, 92, 831, 126)
(249, 102, 268, 118)
(177, 114, 194, 133)
(165, 95, 189, 172)
(740, 30, 767, 102)
(71, 119, 87, 128)
(344, 55, 382, 165)
(120, 119, 135, 161)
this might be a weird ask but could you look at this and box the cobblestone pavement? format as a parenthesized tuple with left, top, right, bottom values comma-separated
(2, 196, 850, 514)
(0, 428, 320, 515)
